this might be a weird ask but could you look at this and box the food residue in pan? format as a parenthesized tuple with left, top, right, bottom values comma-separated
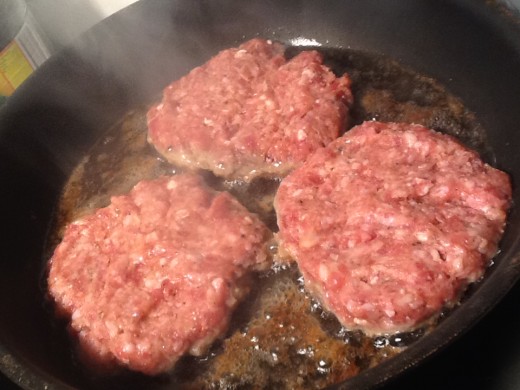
(45, 45, 504, 390)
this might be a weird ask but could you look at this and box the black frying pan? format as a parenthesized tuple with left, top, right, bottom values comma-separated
(1, 0, 520, 389)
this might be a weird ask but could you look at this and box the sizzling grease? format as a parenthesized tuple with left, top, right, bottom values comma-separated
(50, 48, 488, 389)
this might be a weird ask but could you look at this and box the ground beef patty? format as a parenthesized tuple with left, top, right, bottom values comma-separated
(47, 174, 271, 375)
(274, 121, 512, 334)
(147, 38, 352, 181)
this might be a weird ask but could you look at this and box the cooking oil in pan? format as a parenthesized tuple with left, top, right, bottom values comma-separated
(47, 47, 490, 390)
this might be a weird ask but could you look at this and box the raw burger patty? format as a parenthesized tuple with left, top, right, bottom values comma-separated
(147, 38, 353, 181)
(47, 174, 271, 374)
(274, 121, 512, 334)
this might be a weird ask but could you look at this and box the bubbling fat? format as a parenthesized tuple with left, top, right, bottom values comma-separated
(47, 47, 498, 389)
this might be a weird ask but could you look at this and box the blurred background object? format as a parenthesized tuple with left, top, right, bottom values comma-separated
(0, 0, 52, 98)
(0, 0, 138, 102)
(26, 0, 138, 51)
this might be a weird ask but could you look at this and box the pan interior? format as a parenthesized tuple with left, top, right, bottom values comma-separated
(1, 1, 520, 389)
(43, 47, 499, 390)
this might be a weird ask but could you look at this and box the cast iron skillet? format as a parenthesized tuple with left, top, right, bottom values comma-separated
(1, 0, 520, 389)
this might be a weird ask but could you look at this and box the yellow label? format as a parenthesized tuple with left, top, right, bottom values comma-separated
(0, 40, 34, 97)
